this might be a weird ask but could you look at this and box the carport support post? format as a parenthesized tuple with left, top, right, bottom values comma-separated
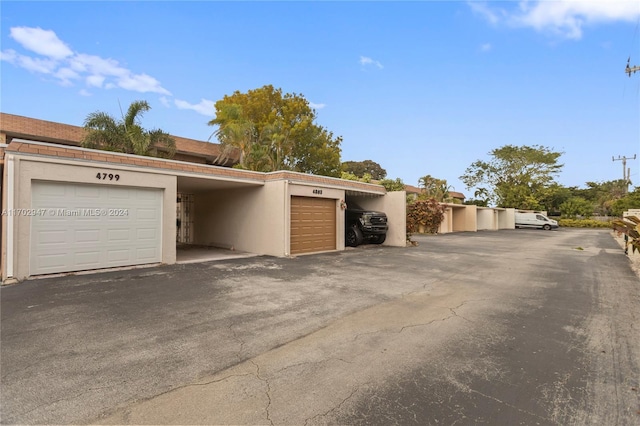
(4, 155, 18, 284)
(284, 179, 289, 256)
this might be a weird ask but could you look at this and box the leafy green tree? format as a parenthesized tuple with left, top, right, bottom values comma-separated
(340, 171, 372, 183)
(460, 145, 563, 208)
(611, 187, 640, 217)
(341, 160, 387, 180)
(573, 180, 628, 216)
(209, 85, 342, 176)
(379, 177, 405, 192)
(82, 100, 176, 157)
(560, 197, 594, 218)
(537, 183, 572, 214)
(418, 175, 452, 202)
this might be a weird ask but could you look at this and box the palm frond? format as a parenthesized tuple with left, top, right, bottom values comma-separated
(124, 100, 151, 129)
(148, 129, 176, 158)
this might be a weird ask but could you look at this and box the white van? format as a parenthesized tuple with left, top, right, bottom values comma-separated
(515, 212, 559, 230)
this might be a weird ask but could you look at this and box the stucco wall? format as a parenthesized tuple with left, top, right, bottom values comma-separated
(378, 191, 406, 246)
(193, 181, 287, 256)
(499, 208, 516, 229)
(477, 208, 496, 230)
(439, 207, 453, 234)
(447, 204, 478, 232)
(5, 155, 176, 281)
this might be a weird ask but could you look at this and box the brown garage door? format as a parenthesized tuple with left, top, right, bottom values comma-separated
(290, 196, 336, 255)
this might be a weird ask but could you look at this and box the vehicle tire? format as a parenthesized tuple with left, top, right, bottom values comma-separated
(370, 234, 386, 244)
(543, 224, 552, 231)
(346, 226, 364, 247)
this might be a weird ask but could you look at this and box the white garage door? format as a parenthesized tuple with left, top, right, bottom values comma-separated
(30, 181, 162, 275)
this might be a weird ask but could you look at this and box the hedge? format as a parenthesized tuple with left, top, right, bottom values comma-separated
(557, 218, 613, 228)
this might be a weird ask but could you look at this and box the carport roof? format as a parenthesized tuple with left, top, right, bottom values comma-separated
(6, 140, 388, 195)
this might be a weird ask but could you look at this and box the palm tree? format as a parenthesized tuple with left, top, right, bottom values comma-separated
(418, 175, 452, 202)
(82, 100, 176, 158)
(209, 103, 255, 168)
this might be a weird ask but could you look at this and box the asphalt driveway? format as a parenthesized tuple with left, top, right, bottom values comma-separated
(1, 228, 639, 425)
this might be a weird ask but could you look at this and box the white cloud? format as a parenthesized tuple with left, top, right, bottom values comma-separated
(159, 96, 171, 108)
(469, 0, 640, 40)
(174, 98, 215, 117)
(86, 74, 105, 88)
(79, 89, 91, 97)
(359, 55, 383, 69)
(118, 73, 171, 95)
(54, 67, 80, 86)
(1, 26, 171, 95)
(468, 2, 502, 25)
(0, 49, 17, 63)
(309, 102, 326, 110)
(480, 43, 492, 52)
(10, 26, 73, 59)
(16, 54, 57, 74)
(70, 54, 128, 77)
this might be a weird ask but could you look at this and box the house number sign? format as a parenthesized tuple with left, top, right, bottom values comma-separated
(313, 189, 323, 195)
(95, 172, 121, 181)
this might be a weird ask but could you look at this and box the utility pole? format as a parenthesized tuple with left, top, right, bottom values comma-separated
(626, 57, 640, 77)
(612, 154, 636, 194)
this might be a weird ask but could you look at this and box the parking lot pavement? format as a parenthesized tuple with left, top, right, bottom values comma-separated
(2, 229, 639, 425)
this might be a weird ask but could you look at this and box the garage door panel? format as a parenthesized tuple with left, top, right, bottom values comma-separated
(75, 186, 100, 199)
(107, 188, 133, 199)
(137, 208, 158, 220)
(75, 229, 100, 243)
(37, 230, 67, 245)
(107, 249, 132, 263)
(35, 254, 67, 270)
(108, 229, 132, 242)
(290, 196, 336, 255)
(30, 181, 162, 276)
(75, 252, 101, 266)
(137, 247, 159, 262)
(137, 228, 158, 240)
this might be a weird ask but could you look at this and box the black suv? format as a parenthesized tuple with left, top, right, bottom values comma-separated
(345, 201, 388, 247)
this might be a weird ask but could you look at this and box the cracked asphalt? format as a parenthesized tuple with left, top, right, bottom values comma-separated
(1, 228, 639, 425)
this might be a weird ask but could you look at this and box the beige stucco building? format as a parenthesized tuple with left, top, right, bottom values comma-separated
(0, 113, 406, 283)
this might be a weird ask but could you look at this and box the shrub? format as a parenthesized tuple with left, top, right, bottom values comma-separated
(557, 218, 612, 228)
(407, 199, 445, 237)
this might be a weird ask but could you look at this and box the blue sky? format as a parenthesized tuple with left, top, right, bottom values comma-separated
(2, 1, 639, 196)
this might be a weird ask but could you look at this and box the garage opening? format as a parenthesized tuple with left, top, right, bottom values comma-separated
(290, 196, 336, 255)
(30, 181, 162, 276)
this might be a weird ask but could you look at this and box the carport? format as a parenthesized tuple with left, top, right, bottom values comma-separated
(2, 140, 407, 282)
(285, 177, 406, 256)
(176, 174, 264, 260)
(439, 203, 477, 233)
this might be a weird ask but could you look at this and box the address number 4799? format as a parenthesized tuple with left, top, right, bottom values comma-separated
(96, 172, 120, 181)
